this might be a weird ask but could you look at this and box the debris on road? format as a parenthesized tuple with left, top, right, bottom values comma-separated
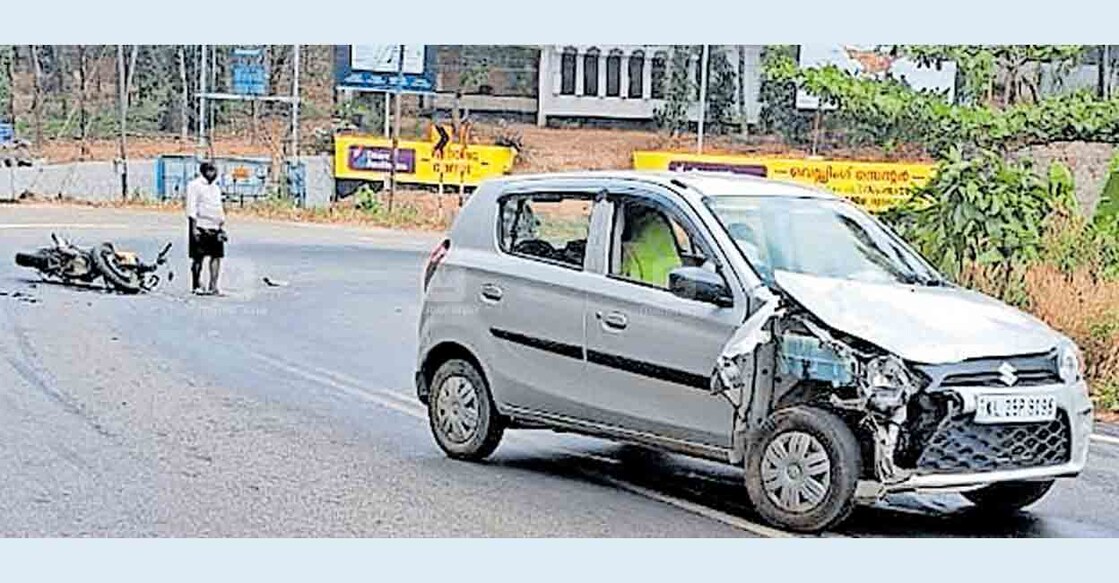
(262, 277, 289, 287)
(0, 290, 39, 304)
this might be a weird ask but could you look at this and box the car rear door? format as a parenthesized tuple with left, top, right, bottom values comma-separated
(581, 185, 750, 449)
(474, 185, 602, 418)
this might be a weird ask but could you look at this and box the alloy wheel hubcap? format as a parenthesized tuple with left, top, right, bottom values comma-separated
(761, 431, 831, 513)
(434, 375, 480, 444)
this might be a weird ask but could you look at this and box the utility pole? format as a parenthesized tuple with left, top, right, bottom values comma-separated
(291, 44, 301, 158)
(696, 44, 710, 154)
(199, 44, 207, 151)
(383, 93, 390, 137)
(117, 45, 128, 201)
(1104, 45, 1112, 100)
(388, 44, 404, 213)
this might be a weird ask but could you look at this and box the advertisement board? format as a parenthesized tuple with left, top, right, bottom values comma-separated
(334, 134, 517, 189)
(632, 151, 935, 212)
(334, 45, 437, 93)
(796, 45, 957, 110)
(231, 47, 267, 96)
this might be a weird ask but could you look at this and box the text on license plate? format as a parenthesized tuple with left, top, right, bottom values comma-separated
(974, 394, 1057, 424)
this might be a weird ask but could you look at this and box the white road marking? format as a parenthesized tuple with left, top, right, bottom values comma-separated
(1091, 433, 1119, 446)
(587, 473, 794, 538)
(0, 223, 130, 230)
(248, 353, 799, 537)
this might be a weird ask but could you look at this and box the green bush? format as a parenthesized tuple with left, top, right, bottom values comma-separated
(763, 49, 1119, 156)
(889, 148, 1053, 280)
(1094, 153, 1119, 225)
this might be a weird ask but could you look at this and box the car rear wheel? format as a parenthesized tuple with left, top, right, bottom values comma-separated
(428, 359, 504, 461)
(962, 480, 1055, 513)
(745, 406, 861, 533)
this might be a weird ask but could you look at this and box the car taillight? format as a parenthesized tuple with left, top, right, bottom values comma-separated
(423, 239, 450, 292)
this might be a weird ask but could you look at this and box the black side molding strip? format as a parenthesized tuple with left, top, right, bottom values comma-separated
(587, 350, 710, 392)
(490, 328, 584, 360)
(489, 327, 709, 392)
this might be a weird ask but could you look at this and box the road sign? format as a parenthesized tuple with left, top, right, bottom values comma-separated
(0, 122, 13, 144)
(432, 124, 450, 157)
(231, 47, 268, 96)
(334, 45, 437, 93)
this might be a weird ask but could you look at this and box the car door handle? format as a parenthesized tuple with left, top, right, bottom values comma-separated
(596, 311, 628, 331)
(480, 283, 503, 302)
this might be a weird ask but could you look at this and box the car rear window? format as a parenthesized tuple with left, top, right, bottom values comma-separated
(499, 193, 593, 268)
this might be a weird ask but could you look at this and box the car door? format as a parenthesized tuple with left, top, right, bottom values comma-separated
(475, 187, 602, 418)
(581, 186, 749, 448)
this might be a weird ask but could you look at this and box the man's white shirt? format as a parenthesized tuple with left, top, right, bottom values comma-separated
(185, 176, 225, 230)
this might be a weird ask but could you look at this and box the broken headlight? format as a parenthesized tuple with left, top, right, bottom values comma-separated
(863, 355, 918, 412)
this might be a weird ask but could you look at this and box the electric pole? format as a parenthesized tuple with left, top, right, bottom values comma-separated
(388, 44, 404, 213)
(697, 44, 710, 154)
(117, 45, 128, 201)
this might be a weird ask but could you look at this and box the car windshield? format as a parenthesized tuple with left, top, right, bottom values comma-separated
(704, 195, 944, 286)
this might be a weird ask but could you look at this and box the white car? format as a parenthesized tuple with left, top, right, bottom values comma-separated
(415, 171, 1093, 532)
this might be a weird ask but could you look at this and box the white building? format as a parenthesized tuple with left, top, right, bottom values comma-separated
(535, 45, 764, 127)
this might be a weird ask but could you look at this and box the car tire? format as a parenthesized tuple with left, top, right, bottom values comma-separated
(427, 359, 504, 461)
(744, 406, 861, 533)
(961, 480, 1055, 513)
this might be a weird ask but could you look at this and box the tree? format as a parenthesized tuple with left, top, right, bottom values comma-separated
(0, 46, 14, 124)
(655, 46, 696, 136)
(704, 47, 738, 134)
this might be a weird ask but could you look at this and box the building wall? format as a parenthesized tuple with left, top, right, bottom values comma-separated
(536, 45, 763, 126)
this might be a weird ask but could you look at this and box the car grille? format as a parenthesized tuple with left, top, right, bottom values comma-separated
(915, 413, 1071, 474)
(939, 368, 1060, 387)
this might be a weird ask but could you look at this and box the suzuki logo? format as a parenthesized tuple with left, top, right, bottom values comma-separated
(998, 361, 1019, 386)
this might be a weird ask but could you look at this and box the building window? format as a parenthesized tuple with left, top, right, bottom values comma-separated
(606, 50, 622, 97)
(651, 51, 667, 99)
(583, 47, 600, 96)
(628, 50, 645, 98)
(560, 46, 576, 95)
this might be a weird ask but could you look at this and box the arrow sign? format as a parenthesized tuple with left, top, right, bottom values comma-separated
(433, 124, 450, 157)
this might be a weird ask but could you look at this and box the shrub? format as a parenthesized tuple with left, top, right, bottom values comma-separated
(887, 148, 1055, 300)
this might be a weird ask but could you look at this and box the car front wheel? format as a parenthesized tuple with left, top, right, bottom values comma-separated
(744, 406, 862, 533)
(962, 480, 1055, 513)
(427, 359, 504, 461)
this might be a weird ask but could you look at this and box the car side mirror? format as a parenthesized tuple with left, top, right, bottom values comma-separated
(669, 266, 734, 308)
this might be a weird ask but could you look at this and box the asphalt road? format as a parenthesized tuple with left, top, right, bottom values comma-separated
(1, 204, 1117, 537)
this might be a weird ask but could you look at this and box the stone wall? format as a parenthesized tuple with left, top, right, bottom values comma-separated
(0, 156, 334, 208)
(1013, 141, 1118, 216)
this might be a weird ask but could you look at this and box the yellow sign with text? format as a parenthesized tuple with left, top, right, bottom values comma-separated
(334, 134, 517, 188)
(632, 151, 934, 211)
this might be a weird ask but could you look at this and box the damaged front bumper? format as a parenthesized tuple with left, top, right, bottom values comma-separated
(713, 293, 1093, 503)
(860, 379, 1093, 499)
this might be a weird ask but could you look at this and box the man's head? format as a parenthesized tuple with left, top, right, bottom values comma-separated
(200, 162, 218, 184)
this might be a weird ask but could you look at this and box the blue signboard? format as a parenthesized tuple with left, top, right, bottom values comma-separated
(334, 45, 437, 93)
(0, 122, 13, 144)
(231, 47, 267, 96)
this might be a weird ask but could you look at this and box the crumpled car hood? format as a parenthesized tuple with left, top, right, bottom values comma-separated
(773, 270, 1060, 364)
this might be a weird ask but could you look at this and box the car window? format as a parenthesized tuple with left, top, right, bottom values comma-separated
(609, 200, 709, 289)
(499, 193, 592, 268)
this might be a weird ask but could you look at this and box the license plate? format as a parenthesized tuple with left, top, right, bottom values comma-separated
(974, 394, 1057, 424)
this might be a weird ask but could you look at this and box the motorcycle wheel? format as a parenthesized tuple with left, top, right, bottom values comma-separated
(15, 251, 51, 271)
(91, 243, 142, 294)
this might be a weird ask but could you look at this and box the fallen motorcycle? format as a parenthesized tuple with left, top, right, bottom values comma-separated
(15, 234, 173, 294)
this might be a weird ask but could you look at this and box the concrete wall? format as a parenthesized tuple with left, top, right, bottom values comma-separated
(1013, 141, 1117, 217)
(1, 155, 335, 208)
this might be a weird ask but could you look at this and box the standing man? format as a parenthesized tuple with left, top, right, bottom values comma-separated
(185, 161, 226, 295)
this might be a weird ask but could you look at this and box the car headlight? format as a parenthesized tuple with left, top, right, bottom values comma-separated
(863, 355, 920, 412)
(1057, 341, 1084, 383)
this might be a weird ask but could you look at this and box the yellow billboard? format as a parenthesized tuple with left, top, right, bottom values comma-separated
(334, 133, 517, 189)
(632, 151, 934, 211)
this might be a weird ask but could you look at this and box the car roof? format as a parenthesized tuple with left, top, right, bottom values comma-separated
(487, 170, 839, 204)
